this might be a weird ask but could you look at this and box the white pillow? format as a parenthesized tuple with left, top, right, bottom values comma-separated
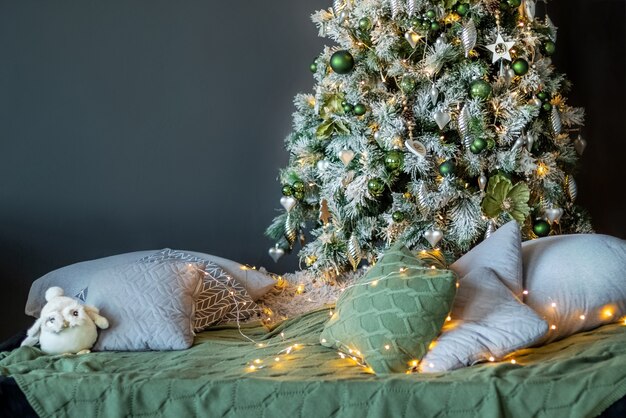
(420, 267, 547, 372)
(450, 221, 523, 295)
(522, 234, 626, 344)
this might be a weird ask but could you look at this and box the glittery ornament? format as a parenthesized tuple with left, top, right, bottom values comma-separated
(406, 0, 417, 16)
(347, 233, 362, 271)
(551, 106, 562, 135)
(457, 104, 471, 137)
(566, 176, 578, 202)
(284, 213, 297, 246)
(389, 0, 401, 18)
(416, 182, 430, 214)
(319, 198, 331, 225)
(485, 220, 497, 239)
(486, 33, 515, 64)
(461, 19, 477, 58)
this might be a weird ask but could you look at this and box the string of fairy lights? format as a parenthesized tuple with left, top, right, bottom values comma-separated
(187, 248, 625, 375)
(201, 260, 626, 375)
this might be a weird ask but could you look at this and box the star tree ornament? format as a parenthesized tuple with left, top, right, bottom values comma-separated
(486, 33, 516, 64)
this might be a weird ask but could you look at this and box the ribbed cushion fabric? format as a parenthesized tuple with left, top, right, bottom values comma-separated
(320, 243, 457, 374)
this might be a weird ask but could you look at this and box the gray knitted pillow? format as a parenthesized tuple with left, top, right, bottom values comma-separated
(87, 260, 202, 351)
(139, 249, 260, 331)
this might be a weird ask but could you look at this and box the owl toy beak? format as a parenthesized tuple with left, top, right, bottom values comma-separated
(62, 320, 69, 329)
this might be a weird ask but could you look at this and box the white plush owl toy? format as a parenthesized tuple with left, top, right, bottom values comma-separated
(21, 287, 109, 355)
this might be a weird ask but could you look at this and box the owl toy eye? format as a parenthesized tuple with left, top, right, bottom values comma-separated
(72, 310, 79, 317)
(48, 317, 55, 322)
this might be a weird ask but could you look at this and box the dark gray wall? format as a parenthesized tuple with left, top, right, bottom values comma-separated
(0, 0, 624, 340)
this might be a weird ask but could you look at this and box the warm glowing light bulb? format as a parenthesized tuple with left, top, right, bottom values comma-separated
(254, 359, 261, 364)
(384, 344, 390, 350)
(522, 290, 529, 295)
(321, 338, 327, 344)
(275, 357, 280, 362)
(410, 360, 419, 367)
(510, 359, 517, 365)
(551, 302, 557, 308)
(446, 316, 452, 322)
(579, 315, 586, 320)
(371, 280, 378, 287)
(604, 309, 614, 318)
(257, 343, 265, 348)
(249, 365, 256, 370)
(550, 325, 557, 330)
(488, 356, 495, 362)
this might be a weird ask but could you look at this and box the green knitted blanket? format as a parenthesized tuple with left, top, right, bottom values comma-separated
(2, 309, 626, 418)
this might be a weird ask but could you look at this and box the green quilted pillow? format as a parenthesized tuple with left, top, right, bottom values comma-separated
(320, 242, 457, 374)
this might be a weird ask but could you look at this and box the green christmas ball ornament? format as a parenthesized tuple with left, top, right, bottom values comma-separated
(511, 58, 529, 76)
(537, 91, 549, 101)
(430, 22, 441, 31)
(543, 40, 556, 56)
(367, 178, 386, 196)
(438, 160, 455, 176)
(281, 185, 293, 196)
(426, 10, 436, 19)
(292, 181, 305, 192)
(309, 61, 318, 73)
(421, 20, 431, 30)
(533, 220, 551, 237)
(293, 190, 305, 200)
(400, 76, 417, 94)
(469, 79, 492, 100)
(543, 102, 552, 111)
(358, 17, 372, 31)
(507, 0, 521, 7)
(353, 103, 367, 116)
(384, 150, 404, 171)
(470, 138, 487, 154)
(456, 3, 469, 16)
(411, 17, 421, 27)
(330, 50, 355, 74)
(342, 103, 354, 113)
(392, 211, 406, 222)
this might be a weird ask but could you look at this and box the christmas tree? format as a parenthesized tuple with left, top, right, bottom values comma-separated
(266, 0, 592, 278)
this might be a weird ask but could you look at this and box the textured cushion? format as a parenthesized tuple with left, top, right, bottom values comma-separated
(522, 234, 626, 344)
(139, 249, 260, 331)
(420, 267, 548, 372)
(320, 243, 457, 375)
(451, 221, 523, 295)
(25, 249, 275, 317)
(87, 261, 202, 351)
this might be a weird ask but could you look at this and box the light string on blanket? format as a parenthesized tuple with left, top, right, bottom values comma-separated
(193, 262, 626, 375)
